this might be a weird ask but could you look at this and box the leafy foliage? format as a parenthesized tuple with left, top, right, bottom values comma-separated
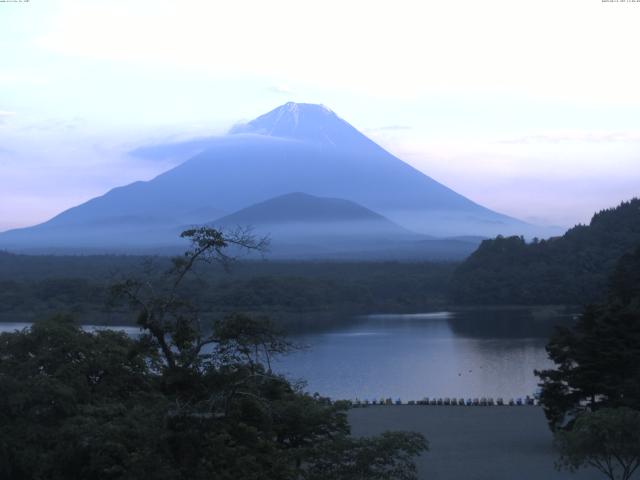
(555, 408, 640, 480)
(301, 431, 428, 480)
(451, 199, 640, 305)
(536, 246, 640, 430)
(0, 228, 427, 479)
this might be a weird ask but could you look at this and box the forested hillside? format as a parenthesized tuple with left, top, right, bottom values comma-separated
(0, 253, 454, 328)
(450, 199, 640, 305)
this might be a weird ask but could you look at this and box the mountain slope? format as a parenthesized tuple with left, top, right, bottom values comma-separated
(0, 102, 535, 253)
(450, 198, 640, 305)
(212, 192, 414, 233)
(210, 192, 480, 260)
(211, 192, 416, 257)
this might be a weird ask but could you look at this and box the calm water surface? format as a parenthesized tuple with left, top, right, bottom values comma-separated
(274, 308, 576, 401)
(0, 308, 576, 401)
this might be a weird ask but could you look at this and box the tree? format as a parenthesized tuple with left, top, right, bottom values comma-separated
(110, 226, 270, 372)
(0, 227, 428, 479)
(301, 431, 428, 480)
(555, 408, 640, 480)
(0, 315, 166, 480)
(536, 246, 640, 430)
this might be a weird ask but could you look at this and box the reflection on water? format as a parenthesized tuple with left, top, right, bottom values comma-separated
(275, 308, 576, 401)
(0, 308, 576, 401)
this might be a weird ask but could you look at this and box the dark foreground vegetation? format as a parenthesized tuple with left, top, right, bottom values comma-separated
(452, 199, 640, 305)
(536, 245, 640, 480)
(0, 228, 427, 479)
(537, 245, 640, 429)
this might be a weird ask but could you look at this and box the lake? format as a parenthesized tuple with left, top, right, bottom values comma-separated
(0, 307, 576, 402)
(274, 307, 576, 401)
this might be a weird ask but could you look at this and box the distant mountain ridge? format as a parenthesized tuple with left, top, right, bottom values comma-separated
(450, 198, 640, 304)
(0, 102, 541, 257)
(208, 192, 447, 259)
(213, 192, 413, 229)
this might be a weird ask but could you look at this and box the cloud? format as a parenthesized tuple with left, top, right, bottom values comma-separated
(0, 111, 15, 125)
(367, 125, 412, 132)
(15, 117, 87, 133)
(0, 71, 47, 86)
(35, 0, 640, 104)
(499, 131, 640, 144)
(267, 84, 293, 95)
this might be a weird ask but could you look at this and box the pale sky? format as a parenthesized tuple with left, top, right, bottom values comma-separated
(1, 0, 640, 232)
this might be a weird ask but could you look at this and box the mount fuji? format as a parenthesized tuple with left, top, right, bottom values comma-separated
(0, 102, 536, 257)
